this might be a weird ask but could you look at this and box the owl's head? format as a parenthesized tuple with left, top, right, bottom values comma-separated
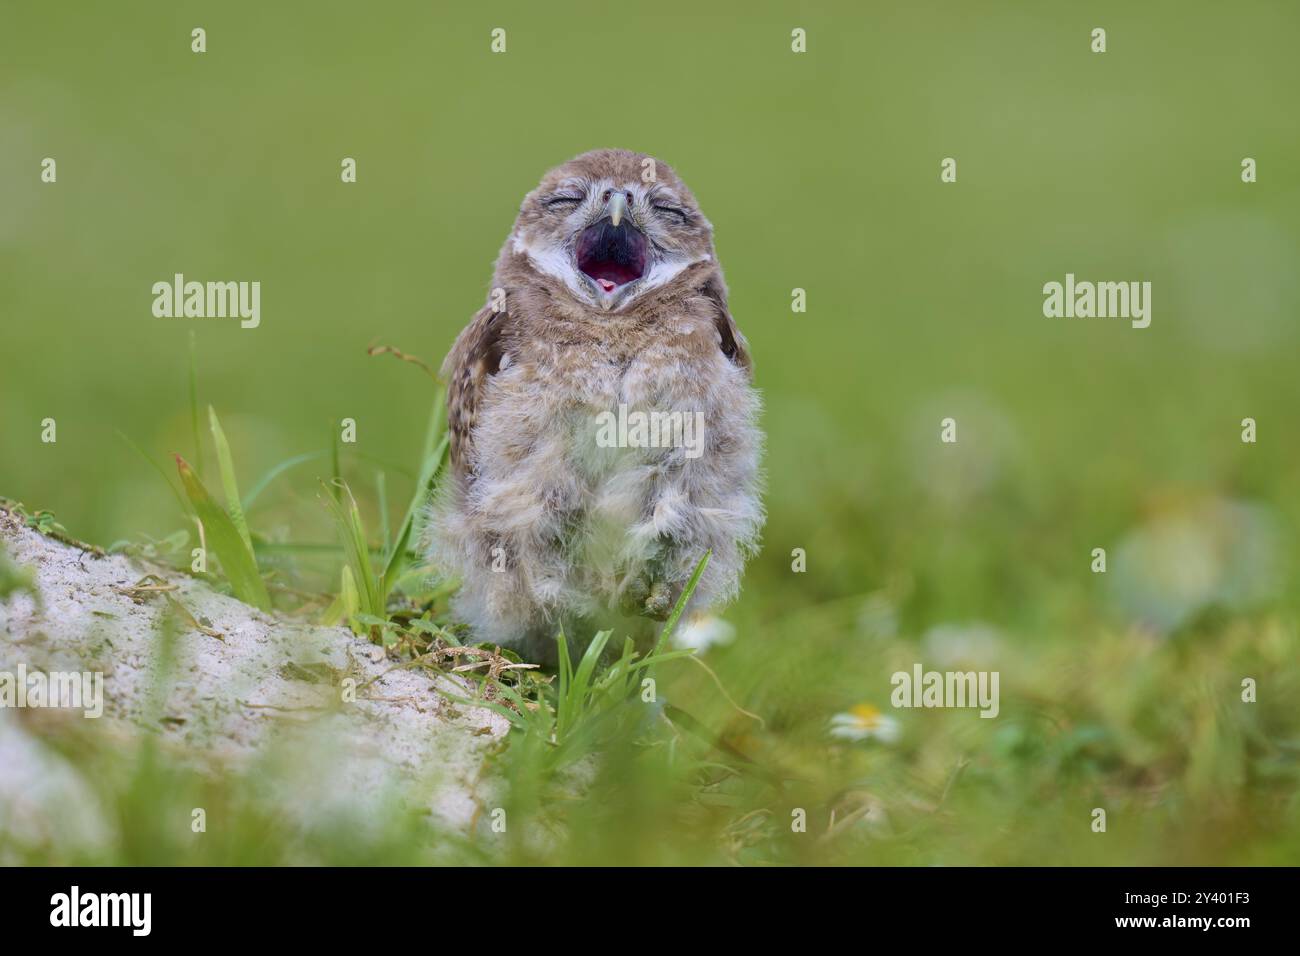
(507, 149, 716, 312)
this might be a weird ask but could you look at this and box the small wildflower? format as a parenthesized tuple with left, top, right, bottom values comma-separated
(673, 614, 735, 651)
(829, 704, 900, 744)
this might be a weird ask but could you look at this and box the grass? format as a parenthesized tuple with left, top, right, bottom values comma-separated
(5, 328, 1300, 867)
(9, 446, 1297, 866)
(457, 561, 705, 780)
(6, 297, 1300, 869)
(174, 453, 269, 610)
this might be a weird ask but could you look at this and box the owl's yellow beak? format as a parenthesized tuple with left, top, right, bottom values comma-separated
(607, 191, 628, 228)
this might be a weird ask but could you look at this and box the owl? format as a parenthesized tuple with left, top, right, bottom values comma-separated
(427, 149, 763, 662)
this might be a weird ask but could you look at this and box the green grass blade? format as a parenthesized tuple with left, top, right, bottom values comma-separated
(624, 648, 696, 672)
(174, 454, 269, 610)
(320, 479, 382, 619)
(382, 391, 449, 595)
(116, 430, 188, 517)
(405, 392, 447, 542)
(329, 422, 342, 504)
(652, 550, 711, 659)
(557, 626, 573, 694)
(188, 331, 204, 477)
(376, 470, 390, 555)
(558, 629, 611, 741)
(439, 688, 535, 732)
(572, 629, 611, 702)
(319, 565, 358, 627)
(241, 450, 326, 511)
(381, 434, 448, 596)
(486, 680, 551, 734)
(250, 542, 345, 554)
(208, 406, 252, 554)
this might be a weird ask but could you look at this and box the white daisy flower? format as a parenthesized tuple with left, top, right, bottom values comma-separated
(829, 704, 901, 744)
(672, 614, 736, 652)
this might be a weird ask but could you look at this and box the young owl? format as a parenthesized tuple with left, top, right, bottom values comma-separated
(427, 149, 763, 662)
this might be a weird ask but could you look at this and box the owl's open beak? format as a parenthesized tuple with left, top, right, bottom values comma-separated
(576, 211, 647, 299)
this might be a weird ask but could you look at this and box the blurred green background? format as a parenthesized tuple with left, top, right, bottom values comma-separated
(2, 1, 1299, 864)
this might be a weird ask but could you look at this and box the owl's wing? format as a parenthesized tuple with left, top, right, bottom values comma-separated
(443, 303, 510, 480)
(699, 273, 751, 372)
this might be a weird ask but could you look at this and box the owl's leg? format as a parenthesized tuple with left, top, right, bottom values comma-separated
(618, 575, 673, 621)
(616, 552, 677, 621)
(643, 580, 673, 620)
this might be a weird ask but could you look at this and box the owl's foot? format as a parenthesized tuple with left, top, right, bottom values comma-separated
(619, 576, 674, 621)
(643, 580, 673, 621)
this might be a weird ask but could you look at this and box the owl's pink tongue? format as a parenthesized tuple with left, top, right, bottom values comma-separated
(576, 219, 648, 291)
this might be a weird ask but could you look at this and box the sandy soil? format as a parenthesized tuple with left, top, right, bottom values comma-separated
(0, 506, 508, 859)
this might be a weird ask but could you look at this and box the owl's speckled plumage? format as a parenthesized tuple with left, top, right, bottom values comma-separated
(427, 149, 763, 661)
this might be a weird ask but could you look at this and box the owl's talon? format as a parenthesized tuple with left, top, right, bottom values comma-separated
(643, 580, 673, 621)
(619, 575, 651, 617)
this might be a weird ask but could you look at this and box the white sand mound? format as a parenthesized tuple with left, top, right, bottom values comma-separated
(0, 506, 508, 859)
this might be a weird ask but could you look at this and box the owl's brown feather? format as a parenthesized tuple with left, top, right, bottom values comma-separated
(446, 273, 748, 481)
(427, 149, 764, 661)
(696, 272, 749, 371)
(444, 302, 511, 478)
